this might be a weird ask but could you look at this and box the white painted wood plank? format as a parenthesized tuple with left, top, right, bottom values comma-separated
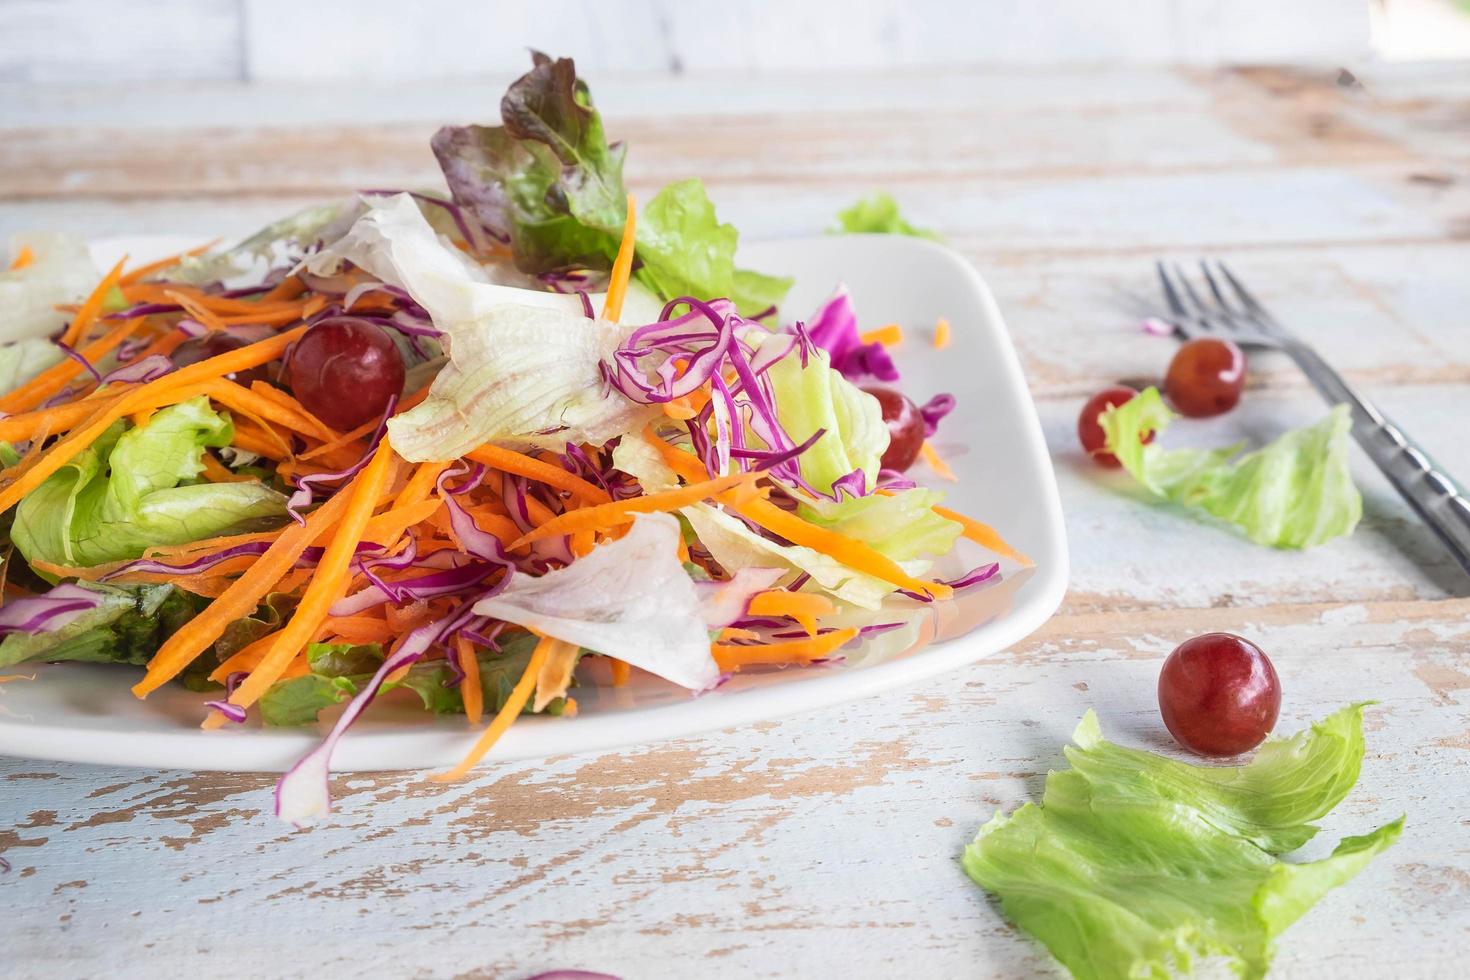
(0, 0, 243, 85)
(4, 601, 1465, 978)
(0, 67, 1215, 130)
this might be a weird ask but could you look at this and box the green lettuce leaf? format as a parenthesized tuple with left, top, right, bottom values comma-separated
(2, 232, 101, 342)
(432, 54, 788, 314)
(796, 487, 961, 563)
(1099, 386, 1361, 549)
(766, 346, 889, 495)
(636, 178, 793, 316)
(11, 396, 289, 569)
(257, 632, 567, 726)
(831, 192, 939, 239)
(0, 582, 203, 669)
(963, 705, 1402, 980)
(0, 337, 64, 396)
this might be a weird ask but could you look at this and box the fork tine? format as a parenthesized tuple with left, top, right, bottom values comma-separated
(1155, 261, 1188, 317)
(1198, 260, 1239, 316)
(1214, 260, 1271, 318)
(1170, 262, 1211, 317)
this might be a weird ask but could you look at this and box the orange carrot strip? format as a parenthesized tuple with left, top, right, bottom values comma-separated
(859, 323, 902, 346)
(298, 384, 431, 461)
(609, 658, 631, 686)
(931, 504, 1032, 566)
(0, 327, 306, 517)
(717, 627, 761, 642)
(920, 441, 957, 481)
(465, 444, 610, 505)
(230, 423, 293, 460)
(933, 317, 951, 350)
(60, 257, 127, 346)
(215, 295, 326, 326)
(204, 379, 334, 440)
(165, 290, 229, 333)
(431, 633, 553, 782)
(321, 615, 397, 645)
(0, 316, 143, 413)
(9, 245, 36, 271)
(260, 275, 306, 303)
(144, 530, 283, 560)
(532, 638, 580, 712)
(119, 241, 216, 285)
(456, 635, 484, 726)
(746, 590, 836, 637)
(0, 393, 122, 443)
(732, 497, 952, 600)
(212, 439, 397, 717)
(208, 630, 283, 683)
(248, 381, 336, 438)
(510, 470, 759, 548)
(712, 627, 860, 670)
(131, 473, 353, 697)
(602, 193, 637, 323)
(200, 453, 255, 484)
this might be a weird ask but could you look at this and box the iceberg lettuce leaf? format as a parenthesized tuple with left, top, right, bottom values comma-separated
(11, 396, 288, 568)
(2, 232, 101, 343)
(796, 487, 961, 564)
(766, 346, 889, 496)
(1099, 387, 1361, 549)
(964, 705, 1401, 980)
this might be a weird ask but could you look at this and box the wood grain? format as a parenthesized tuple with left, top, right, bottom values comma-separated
(3, 62, 1470, 979)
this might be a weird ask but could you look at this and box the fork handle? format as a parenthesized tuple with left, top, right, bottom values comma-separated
(1283, 341, 1470, 575)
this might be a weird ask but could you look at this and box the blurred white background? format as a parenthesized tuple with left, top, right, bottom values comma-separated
(1, 0, 1465, 86)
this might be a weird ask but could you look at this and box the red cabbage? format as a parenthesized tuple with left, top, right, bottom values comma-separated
(0, 583, 101, 635)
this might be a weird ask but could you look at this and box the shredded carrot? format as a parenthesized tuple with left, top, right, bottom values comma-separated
(860, 323, 903, 346)
(733, 497, 952, 600)
(456, 635, 484, 726)
(60, 257, 127, 347)
(131, 476, 356, 697)
(144, 529, 282, 560)
(0, 328, 306, 517)
(165, 290, 229, 333)
(260, 275, 306, 302)
(200, 453, 254, 484)
(0, 393, 123, 444)
(920, 441, 957, 481)
(209, 439, 398, 721)
(129, 408, 155, 429)
(205, 379, 335, 440)
(431, 633, 553, 781)
(747, 590, 835, 637)
(248, 381, 336, 438)
(8, 245, 35, 271)
(119, 241, 216, 286)
(466, 444, 611, 505)
(299, 383, 431, 461)
(608, 658, 631, 686)
(712, 627, 860, 670)
(510, 469, 759, 548)
(532, 637, 580, 712)
(602, 193, 637, 323)
(0, 673, 36, 684)
(218, 295, 327, 327)
(933, 317, 951, 349)
(0, 316, 143, 413)
(229, 422, 293, 460)
(570, 529, 595, 557)
(931, 504, 1032, 566)
(717, 627, 761, 642)
(321, 615, 397, 645)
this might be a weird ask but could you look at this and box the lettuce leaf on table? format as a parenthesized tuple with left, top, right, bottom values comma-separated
(10, 396, 289, 569)
(963, 705, 1401, 980)
(1099, 386, 1361, 549)
(432, 53, 788, 316)
(831, 192, 939, 239)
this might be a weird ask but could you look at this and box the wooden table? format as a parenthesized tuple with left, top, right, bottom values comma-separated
(3, 64, 1469, 978)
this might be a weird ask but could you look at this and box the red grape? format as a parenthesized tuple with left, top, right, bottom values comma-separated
(1077, 386, 1153, 468)
(1158, 632, 1280, 756)
(1164, 338, 1245, 418)
(861, 386, 924, 472)
(287, 320, 405, 431)
(173, 333, 273, 387)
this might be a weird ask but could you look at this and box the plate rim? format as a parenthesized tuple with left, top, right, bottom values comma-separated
(0, 232, 1069, 772)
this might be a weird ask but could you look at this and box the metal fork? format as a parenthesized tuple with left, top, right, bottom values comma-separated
(1156, 260, 1470, 575)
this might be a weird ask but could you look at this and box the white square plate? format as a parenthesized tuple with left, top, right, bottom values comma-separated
(0, 234, 1068, 772)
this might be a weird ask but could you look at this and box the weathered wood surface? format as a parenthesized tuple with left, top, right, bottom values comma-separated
(3, 65, 1470, 978)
